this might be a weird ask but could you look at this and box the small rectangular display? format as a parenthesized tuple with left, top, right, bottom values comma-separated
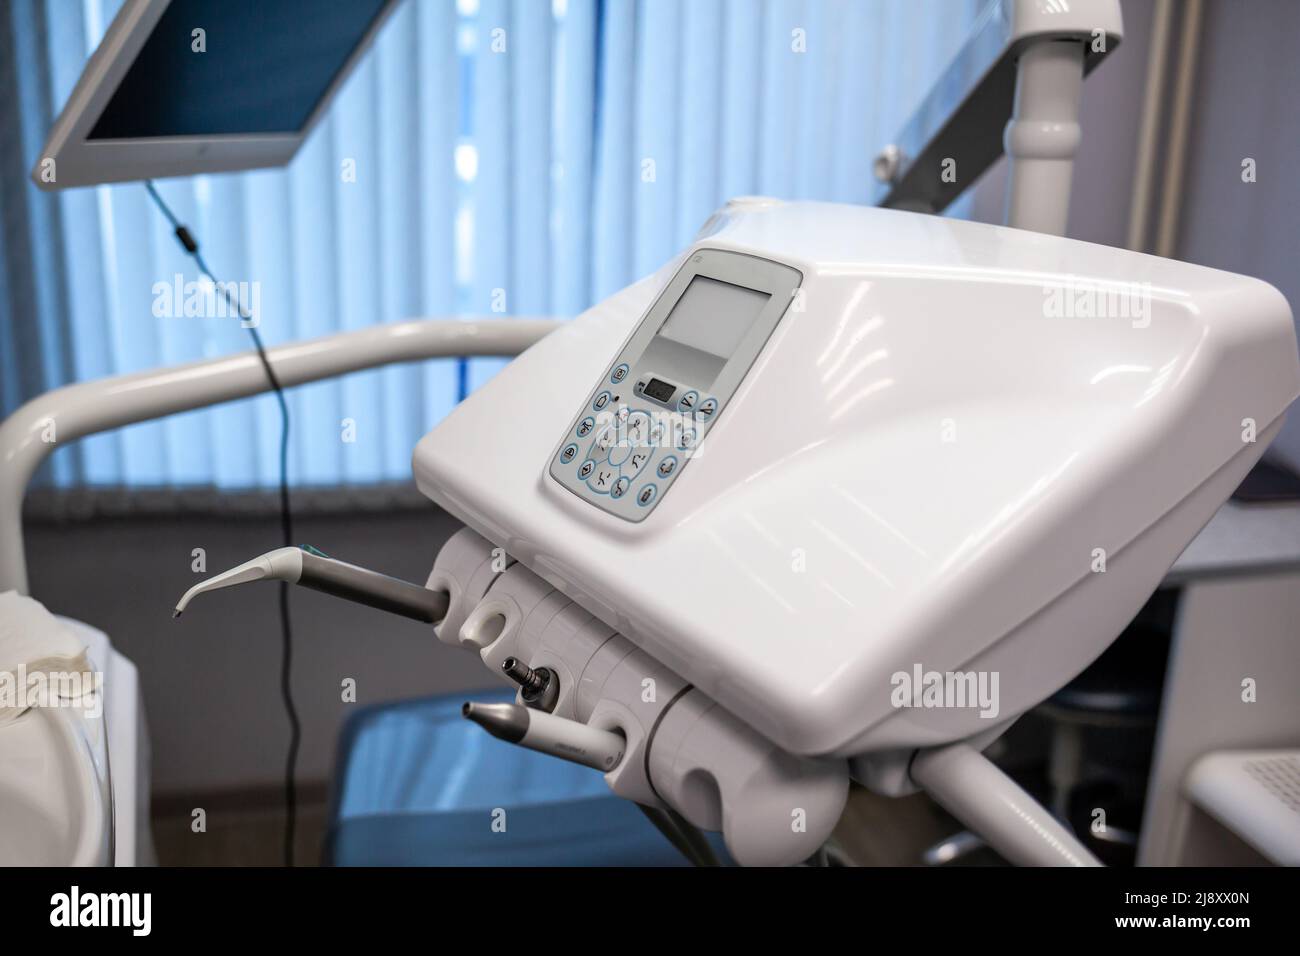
(657, 276, 771, 360)
(643, 378, 675, 404)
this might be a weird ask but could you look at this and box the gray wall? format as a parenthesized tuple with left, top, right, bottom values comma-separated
(1174, 0, 1300, 467)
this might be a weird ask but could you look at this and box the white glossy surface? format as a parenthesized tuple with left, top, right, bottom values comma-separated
(0, 706, 104, 866)
(70, 620, 149, 866)
(415, 201, 1300, 756)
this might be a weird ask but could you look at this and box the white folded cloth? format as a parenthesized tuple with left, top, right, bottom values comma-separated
(0, 590, 95, 721)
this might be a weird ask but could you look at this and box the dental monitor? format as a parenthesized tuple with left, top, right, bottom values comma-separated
(33, 0, 399, 190)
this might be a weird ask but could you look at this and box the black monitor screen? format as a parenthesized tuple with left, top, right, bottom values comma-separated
(89, 0, 389, 139)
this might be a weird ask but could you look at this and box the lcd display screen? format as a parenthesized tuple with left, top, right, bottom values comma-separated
(657, 276, 771, 360)
(643, 377, 675, 404)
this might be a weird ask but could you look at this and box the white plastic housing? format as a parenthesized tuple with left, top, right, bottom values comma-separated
(428, 538, 848, 865)
(415, 201, 1300, 758)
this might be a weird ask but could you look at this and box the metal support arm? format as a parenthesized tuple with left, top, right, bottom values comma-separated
(876, 0, 1119, 229)
(1003, 40, 1085, 235)
(911, 741, 1102, 866)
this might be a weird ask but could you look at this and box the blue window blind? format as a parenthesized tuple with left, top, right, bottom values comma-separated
(0, 0, 980, 491)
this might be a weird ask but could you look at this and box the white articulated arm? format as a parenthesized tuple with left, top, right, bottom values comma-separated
(0, 317, 560, 595)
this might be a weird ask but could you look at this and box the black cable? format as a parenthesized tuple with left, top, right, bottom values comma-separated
(663, 804, 722, 866)
(144, 180, 301, 867)
(635, 804, 704, 866)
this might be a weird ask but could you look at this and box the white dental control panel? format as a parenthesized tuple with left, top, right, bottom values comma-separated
(548, 249, 802, 520)
(418, 201, 1299, 758)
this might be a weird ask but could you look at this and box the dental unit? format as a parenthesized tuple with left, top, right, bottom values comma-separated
(175, 196, 1300, 865)
(11, 0, 1300, 868)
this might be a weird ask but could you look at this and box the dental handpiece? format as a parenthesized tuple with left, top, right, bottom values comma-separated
(462, 701, 625, 772)
(173, 545, 448, 623)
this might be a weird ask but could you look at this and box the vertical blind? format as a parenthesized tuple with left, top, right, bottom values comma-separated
(0, 0, 979, 491)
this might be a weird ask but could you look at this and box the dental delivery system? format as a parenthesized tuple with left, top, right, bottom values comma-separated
(177, 200, 1300, 866)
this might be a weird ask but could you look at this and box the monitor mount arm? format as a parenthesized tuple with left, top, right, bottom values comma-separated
(874, 0, 1123, 236)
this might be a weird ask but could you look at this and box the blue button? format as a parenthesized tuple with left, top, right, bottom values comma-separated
(578, 459, 596, 480)
(677, 390, 699, 413)
(636, 483, 658, 507)
(560, 443, 579, 464)
(611, 363, 629, 384)
(593, 391, 612, 411)
(695, 397, 717, 421)
(656, 455, 678, 479)
(611, 476, 630, 499)
(576, 416, 595, 438)
(677, 428, 697, 450)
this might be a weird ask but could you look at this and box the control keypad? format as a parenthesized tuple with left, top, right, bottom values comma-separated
(553, 393, 715, 518)
(550, 360, 725, 520)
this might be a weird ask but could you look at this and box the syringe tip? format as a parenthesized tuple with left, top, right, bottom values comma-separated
(461, 700, 528, 743)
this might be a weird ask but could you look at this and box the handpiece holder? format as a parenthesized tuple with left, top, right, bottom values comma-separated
(173, 545, 448, 624)
(428, 528, 850, 867)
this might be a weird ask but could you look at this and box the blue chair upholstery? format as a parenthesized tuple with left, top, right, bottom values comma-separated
(326, 689, 728, 866)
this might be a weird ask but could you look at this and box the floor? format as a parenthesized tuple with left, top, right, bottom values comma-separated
(833, 787, 979, 866)
(152, 784, 331, 867)
(150, 780, 973, 867)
